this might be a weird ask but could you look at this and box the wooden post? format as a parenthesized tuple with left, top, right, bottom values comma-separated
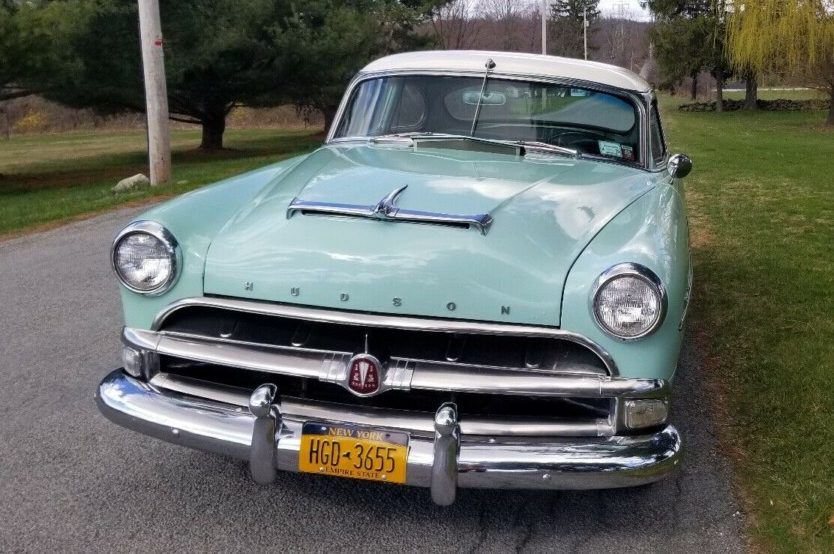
(138, 0, 171, 185)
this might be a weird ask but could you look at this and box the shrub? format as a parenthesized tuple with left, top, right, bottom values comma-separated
(678, 98, 831, 112)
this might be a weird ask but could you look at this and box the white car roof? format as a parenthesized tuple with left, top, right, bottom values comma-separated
(360, 50, 651, 93)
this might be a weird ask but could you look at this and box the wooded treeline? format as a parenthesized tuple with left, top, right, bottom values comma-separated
(2, 0, 831, 145)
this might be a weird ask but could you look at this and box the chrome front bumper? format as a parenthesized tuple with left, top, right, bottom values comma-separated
(96, 369, 682, 504)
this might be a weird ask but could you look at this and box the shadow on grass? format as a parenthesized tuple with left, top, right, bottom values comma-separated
(0, 130, 322, 193)
(0, 129, 322, 236)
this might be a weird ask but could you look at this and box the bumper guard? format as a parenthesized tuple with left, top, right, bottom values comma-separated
(96, 370, 682, 504)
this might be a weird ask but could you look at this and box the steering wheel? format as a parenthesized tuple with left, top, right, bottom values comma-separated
(553, 131, 602, 154)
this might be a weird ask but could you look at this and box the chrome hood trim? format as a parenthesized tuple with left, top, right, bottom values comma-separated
(286, 184, 494, 235)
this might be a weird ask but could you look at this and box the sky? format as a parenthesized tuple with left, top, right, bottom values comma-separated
(598, 0, 652, 21)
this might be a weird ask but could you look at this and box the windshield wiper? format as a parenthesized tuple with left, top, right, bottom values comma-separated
(371, 132, 523, 154)
(512, 140, 579, 158)
(470, 58, 496, 137)
(370, 133, 577, 158)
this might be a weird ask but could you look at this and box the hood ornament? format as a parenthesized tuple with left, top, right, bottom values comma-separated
(372, 184, 408, 219)
(287, 184, 494, 235)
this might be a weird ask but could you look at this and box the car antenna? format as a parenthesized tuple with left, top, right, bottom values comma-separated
(470, 58, 496, 137)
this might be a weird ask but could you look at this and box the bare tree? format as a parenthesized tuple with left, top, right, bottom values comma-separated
(482, 0, 519, 50)
(598, 16, 651, 71)
(432, 0, 479, 50)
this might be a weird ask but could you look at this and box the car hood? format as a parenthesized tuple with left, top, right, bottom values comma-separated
(203, 143, 654, 326)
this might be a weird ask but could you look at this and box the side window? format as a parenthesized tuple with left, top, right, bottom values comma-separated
(336, 78, 386, 137)
(650, 102, 666, 164)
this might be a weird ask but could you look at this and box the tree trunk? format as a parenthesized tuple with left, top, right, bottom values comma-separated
(744, 71, 758, 111)
(715, 74, 724, 113)
(0, 105, 8, 140)
(690, 73, 698, 101)
(828, 86, 834, 126)
(200, 110, 226, 150)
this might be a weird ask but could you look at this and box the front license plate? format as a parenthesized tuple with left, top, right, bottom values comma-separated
(299, 422, 408, 484)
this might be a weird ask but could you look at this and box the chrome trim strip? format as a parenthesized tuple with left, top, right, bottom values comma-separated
(96, 370, 682, 490)
(148, 372, 613, 437)
(680, 256, 694, 331)
(153, 329, 332, 380)
(150, 296, 619, 374)
(405, 357, 667, 398)
(111, 220, 182, 296)
(125, 327, 666, 399)
(286, 184, 494, 235)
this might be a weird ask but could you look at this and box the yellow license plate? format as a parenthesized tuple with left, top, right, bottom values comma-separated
(299, 423, 408, 484)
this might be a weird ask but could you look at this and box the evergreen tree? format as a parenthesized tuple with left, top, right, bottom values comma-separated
(31, 0, 448, 149)
(648, 0, 733, 108)
(548, 0, 601, 59)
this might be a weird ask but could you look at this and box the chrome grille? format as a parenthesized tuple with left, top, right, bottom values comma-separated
(145, 298, 627, 432)
(160, 358, 612, 423)
(158, 304, 609, 374)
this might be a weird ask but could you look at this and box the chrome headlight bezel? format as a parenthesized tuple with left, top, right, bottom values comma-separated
(590, 263, 667, 341)
(110, 220, 181, 296)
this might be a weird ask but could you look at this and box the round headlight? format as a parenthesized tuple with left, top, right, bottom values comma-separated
(111, 221, 179, 295)
(592, 264, 666, 340)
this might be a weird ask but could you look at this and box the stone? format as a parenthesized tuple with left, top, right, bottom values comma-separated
(112, 173, 151, 193)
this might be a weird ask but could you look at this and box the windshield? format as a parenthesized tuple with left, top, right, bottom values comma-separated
(333, 75, 641, 163)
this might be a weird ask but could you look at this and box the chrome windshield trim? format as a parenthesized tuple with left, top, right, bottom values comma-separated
(286, 184, 494, 235)
(150, 296, 619, 374)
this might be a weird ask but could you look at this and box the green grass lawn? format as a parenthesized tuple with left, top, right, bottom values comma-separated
(0, 128, 321, 235)
(2, 103, 832, 550)
(660, 97, 834, 551)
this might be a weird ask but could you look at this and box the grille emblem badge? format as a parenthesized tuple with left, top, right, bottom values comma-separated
(347, 354, 382, 396)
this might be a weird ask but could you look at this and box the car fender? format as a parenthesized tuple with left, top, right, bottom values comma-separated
(118, 154, 309, 330)
(560, 181, 690, 380)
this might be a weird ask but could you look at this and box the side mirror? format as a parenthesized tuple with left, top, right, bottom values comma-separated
(667, 154, 692, 179)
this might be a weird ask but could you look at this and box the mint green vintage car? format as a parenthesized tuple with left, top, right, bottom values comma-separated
(97, 51, 693, 505)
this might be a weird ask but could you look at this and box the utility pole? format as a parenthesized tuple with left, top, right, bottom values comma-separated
(138, 0, 171, 185)
(541, 0, 547, 55)
(583, 7, 588, 61)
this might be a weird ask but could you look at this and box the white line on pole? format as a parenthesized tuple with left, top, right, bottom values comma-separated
(583, 7, 588, 60)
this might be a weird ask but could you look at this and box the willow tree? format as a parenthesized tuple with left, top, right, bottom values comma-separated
(728, 0, 834, 124)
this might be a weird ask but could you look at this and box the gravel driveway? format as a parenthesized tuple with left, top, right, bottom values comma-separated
(0, 208, 746, 553)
